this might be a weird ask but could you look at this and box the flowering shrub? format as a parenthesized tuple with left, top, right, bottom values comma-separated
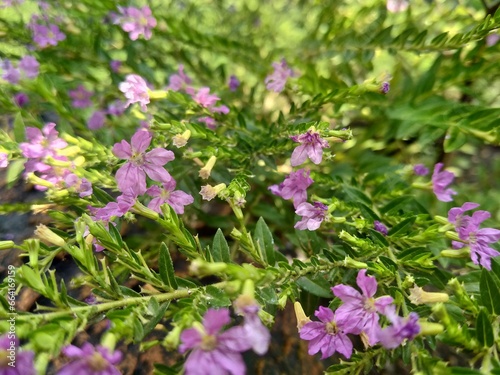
(1, 1, 500, 374)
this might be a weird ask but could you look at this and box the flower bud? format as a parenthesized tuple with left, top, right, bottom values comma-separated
(189, 258, 228, 276)
(293, 302, 311, 331)
(343, 257, 368, 269)
(409, 287, 449, 305)
(418, 321, 444, 336)
(35, 224, 66, 247)
(199, 156, 217, 179)
(0, 241, 15, 250)
(148, 89, 168, 99)
(163, 325, 183, 350)
(200, 183, 226, 201)
(172, 130, 191, 148)
(440, 248, 470, 258)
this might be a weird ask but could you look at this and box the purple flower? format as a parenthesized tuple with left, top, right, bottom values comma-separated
(299, 306, 354, 359)
(413, 164, 429, 176)
(20, 123, 67, 160)
(0, 334, 36, 375)
(265, 59, 295, 93)
(65, 173, 92, 197)
(294, 201, 328, 231)
(233, 299, 271, 355)
(69, 85, 93, 109)
(1, 60, 20, 84)
(228, 75, 240, 91)
(193, 87, 221, 108)
(432, 163, 457, 202)
(448, 202, 481, 238)
(290, 130, 329, 166)
(380, 81, 390, 94)
(331, 269, 394, 345)
(14, 92, 29, 107)
(107, 100, 127, 116)
(146, 178, 194, 214)
(386, 0, 409, 12)
(454, 210, 500, 270)
(109, 60, 121, 73)
(486, 33, 500, 47)
(87, 110, 107, 130)
(58, 343, 122, 375)
(112, 130, 174, 195)
(115, 6, 156, 41)
(198, 116, 217, 130)
(167, 65, 192, 92)
(268, 169, 313, 208)
(18, 56, 39, 79)
(179, 308, 252, 375)
(32, 23, 66, 48)
(119, 74, 150, 111)
(377, 306, 420, 349)
(374, 221, 388, 236)
(0, 153, 8, 168)
(90, 193, 136, 222)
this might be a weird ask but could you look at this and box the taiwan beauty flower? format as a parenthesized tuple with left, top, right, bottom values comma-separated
(331, 269, 394, 345)
(0, 153, 8, 168)
(179, 308, 252, 375)
(146, 178, 194, 214)
(448, 202, 481, 238)
(377, 306, 420, 349)
(413, 164, 429, 176)
(0, 334, 36, 375)
(432, 163, 457, 202)
(265, 59, 295, 93)
(294, 201, 328, 231)
(228, 75, 240, 91)
(167, 65, 192, 92)
(374, 221, 388, 236)
(18, 56, 39, 79)
(233, 296, 271, 356)
(192, 87, 229, 114)
(387, 0, 409, 12)
(115, 6, 156, 41)
(69, 85, 93, 109)
(119, 74, 150, 111)
(290, 130, 329, 166)
(112, 130, 174, 195)
(268, 169, 313, 208)
(57, 343, 122, 375)
(299, 306, 354, 359)
(32, 23, 66, 48)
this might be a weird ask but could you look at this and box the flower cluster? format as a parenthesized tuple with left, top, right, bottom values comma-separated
(113, 6, 157, 41)
(1, 56, 39, 84)
(179, 306, 270, 375)
(298, 270, 420, 358)
(448, 202, 500, 270)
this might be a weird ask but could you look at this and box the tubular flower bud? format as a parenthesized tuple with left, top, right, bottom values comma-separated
(409, 287, 449, 305)
(35, 224, 66, 247)
(199, 156, 217, 179)
(294, 302, 311, 330)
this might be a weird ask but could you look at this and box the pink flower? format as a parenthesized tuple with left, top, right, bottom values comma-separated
(198, 116, 217, 130)
(413, 164, 429, 176)
(167, 65, 192, 91)
(233, 299, 271, 355)
(1, 60, 20, 84)
(294, 201, 328, 231)
(299, 306, 354, 359)
(90, 193, 136, 222)
(0, 334, 35, 375)
(432, 163, 457, 202)
(265, 59, 295, 93)
(331, 269, 394, 345)
(107, 100, 127, 116)
(32, 23, 66, 48)
(58, 343, 122, 375)
(20, 123, 67, 160)
(0, 152, 8, 168)
(146, 178, 194, 214)
(87, 110, 107, 130)
(377, 306, 420, 349)
(290, 130, 329, 166)
(119, 74, 150, 111)
(68, 85, 93, 109)
(112, 130, 174, 195)
(19, 56, 39, 79)
(179, 308, 252, 375)
(115, 6, 157, 41)
(65, 173, 92, 197)
(387, 0, 409, 12)
(268, 169, 313, 208)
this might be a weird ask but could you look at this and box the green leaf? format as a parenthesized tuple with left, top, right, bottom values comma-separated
(159, 243, 178, 290)
(380, 196, 413, 214)
(479, 269, 500, 315)
(343, 186, 372, 205)
(296, 276, 333, 298)
(476, 309, 494, 347)
(211, 229, 231, 262)
(133, 316, 145, 343)
(6, 159, 25, 189)
(444, 126, 467, 152)
(13, 112, 25, 142)
(254, 217, 276, 266)
(142, 301, 170, 340)
(388, 217, 416, 237)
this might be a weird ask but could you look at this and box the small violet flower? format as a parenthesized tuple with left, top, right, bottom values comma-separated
(233, 296, 271, 355)
(64, 173, 93, 198)
(299, 306, 354, 359)
(413, 164, 429, 176)
(146, 178, 194, 214)
(69, 85, 93, 109)
(115, 6, 157, 41)
(377, 306, 420, 349)
(228, 75, 240, 91)
(14, 92, 29, 107)
(294, 201, 328, 231)
(432, 163, 457, 202)
(87, 110, 107, 130)
(331, 269, 394, 345)
(265, 59, 295, 93)
(0, 153, 8, 168)
(57, 343, 122, 375)
(448, 202, 481, 238)
(119, 74, 150, 111)
(18, 56, 39, 79)
(109, 60, 121, 73)
(90, 193, 136, 223)
(387, 0, 409, 12)
(374, 220, 388, 236)
(1, 60, 20, 84)
(193, 87, 230, 114)
(179, 308, 252, 375)
(268, 169, 313, 208)
(167, 65, 192, 92)
(0, 334, 36, 375)
(290, 130, 329, 166)
(32, 23, 66, 48)
(112, 130, 174, 195)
